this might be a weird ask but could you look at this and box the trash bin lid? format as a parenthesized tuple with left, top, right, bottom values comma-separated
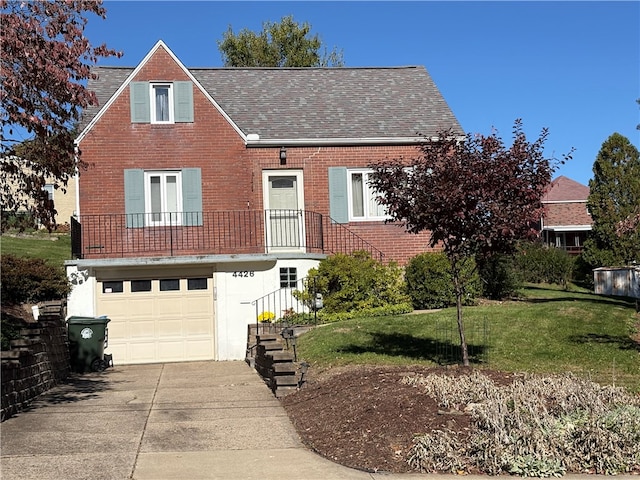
(67, 316, 111, 325)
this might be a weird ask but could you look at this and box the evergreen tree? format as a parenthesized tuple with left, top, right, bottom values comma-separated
(583, 133, 640, 267)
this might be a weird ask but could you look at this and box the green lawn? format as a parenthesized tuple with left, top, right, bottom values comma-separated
(1, 233, 72, 267)
(296, 285, 640, 391)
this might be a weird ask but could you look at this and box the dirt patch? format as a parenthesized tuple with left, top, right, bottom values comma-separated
(281, 365, 521, 474)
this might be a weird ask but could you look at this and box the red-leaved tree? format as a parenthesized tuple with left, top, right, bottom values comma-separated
(369, 120, 571, 365)
(0, 0, 121, 229)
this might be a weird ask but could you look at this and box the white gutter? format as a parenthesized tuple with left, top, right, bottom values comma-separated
(245, 135, 465, 147)
(542, 225, 592, 232)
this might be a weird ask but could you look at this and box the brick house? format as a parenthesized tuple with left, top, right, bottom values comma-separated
(65, 40, 462, 364)
(540, 175, 592, 254)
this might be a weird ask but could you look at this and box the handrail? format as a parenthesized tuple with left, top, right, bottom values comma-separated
(71, 209, 385, 261)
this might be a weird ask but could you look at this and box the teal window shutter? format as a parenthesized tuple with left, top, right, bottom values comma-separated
(130, 82, 150, 123)
(124, 169, 145, 227)
(328, 167, 348, 224)
(182, 168, 202, 226)
(174, 81, 194, 123)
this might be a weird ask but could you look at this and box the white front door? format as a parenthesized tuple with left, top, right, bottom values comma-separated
(263, 171, 304, 251)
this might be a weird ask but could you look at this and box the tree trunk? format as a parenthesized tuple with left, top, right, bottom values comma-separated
(453, 276, 470, 366)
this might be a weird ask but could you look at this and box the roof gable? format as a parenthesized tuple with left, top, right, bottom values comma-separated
(542, 175, 590, 202)
(76, 40, 241, 143)
(78, 42, 463, 145)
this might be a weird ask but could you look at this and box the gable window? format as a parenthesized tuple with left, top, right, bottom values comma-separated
(347, 170, 388, 221)
(144, 171, 182, 226)
(151, 83, 173, 123)
(130, 81, 194, 124)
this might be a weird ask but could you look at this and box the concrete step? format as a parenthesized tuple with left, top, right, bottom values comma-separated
(272, 362, 296, 375)
(266, 351, 294, 362)
(271, 374, 298, 387)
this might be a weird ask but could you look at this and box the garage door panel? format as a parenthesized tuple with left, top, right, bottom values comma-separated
(157, 319, 183, 337)
(129, 342, 158, 363)
(184, 318, 211, 336)
(129, 320, 157, 339)
(157, 341, 186, 360)
(98, 276, 214, 364)
(157, 299, 184, 315)
(185, 339, 215, 359)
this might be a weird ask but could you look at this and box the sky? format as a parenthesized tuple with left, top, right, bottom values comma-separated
(81, 1, 639, 186)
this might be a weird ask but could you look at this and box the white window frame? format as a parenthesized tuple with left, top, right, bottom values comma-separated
(43, 184, 54, 201)
(144, 171, 182, 226)
(150, 83, 174, 124)
(347, 169, 389, 221)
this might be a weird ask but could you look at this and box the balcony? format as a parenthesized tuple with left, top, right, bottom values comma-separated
(71, 210, 383, 261)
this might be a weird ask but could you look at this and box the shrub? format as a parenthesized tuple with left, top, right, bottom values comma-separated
(298, 251, 409, 314)
(405, 252, 479, 309)
(477, 253, 522, 300)
(1, 315, 25, 350)
(405, 372, 640, 476)
(315, 302, 414, 323)
(516, 241, 575, 287)
(1, 254, 70, 305)
(1, 211, 37, 232)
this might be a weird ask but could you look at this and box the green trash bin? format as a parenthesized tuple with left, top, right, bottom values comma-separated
(67, 316, 110, 373)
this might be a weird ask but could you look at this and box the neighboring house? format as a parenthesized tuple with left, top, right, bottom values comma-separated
(0, 156, 77, 229)
(65, 40, 462, 364)
(540, 175, 592, 254)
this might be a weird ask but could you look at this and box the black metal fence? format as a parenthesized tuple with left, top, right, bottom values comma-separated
(71, 209, 383, 261)
(432, 315, 490, 365)
(252, 276, 321, 332)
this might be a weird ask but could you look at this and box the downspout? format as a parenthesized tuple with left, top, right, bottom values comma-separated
(73, 143, 80, 218)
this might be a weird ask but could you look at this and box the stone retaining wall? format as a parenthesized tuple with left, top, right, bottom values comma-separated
(1, 302, 69, 421)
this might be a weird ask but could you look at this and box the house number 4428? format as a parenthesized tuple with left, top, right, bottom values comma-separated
(232, 271, 255, 278)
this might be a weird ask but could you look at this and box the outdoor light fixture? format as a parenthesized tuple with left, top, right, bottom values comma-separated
(279, 147, 287, 165)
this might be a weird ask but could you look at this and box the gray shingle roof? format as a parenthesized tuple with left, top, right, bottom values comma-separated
(81, 65, 463, 141)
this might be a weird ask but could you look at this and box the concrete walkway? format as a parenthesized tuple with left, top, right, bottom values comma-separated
(1, 361, 634, 480)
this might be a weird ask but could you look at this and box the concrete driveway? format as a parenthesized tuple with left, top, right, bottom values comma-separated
(1, 361, 381, 480)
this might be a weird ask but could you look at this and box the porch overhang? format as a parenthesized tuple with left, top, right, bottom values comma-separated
(65, 252, 327, 270)
(542, 225, 592, 232)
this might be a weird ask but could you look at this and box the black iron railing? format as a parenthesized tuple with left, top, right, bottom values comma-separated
(71, 209, 383, 261)
(252, 276, 321, 330)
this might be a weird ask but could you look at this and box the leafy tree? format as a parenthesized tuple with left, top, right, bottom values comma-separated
(1, 0, 121, 229)
(369, 120, 567, 365)
(217, 15, 344, 67)
(582, 133, 640, 267)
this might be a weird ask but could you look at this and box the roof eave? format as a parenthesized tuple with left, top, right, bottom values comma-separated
(245, 135, 465, 147)
(542, 225, 592, 232)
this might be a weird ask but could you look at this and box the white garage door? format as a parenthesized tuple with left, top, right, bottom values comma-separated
(97, 276, 214, 364)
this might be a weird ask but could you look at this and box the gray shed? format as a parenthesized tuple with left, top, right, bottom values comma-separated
(593, 266, 640, 300)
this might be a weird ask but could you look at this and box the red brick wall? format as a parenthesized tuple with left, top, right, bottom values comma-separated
(78, 47, 440, 265)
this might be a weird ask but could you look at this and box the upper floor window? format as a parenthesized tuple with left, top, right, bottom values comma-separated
(125, 168, 202, 228)
(43, 184, 54, 201)
(144, 171, 182, 226)
(130, 81, 194, 124)
(151, 83, 173, 123)
(347, 170, 388, 221)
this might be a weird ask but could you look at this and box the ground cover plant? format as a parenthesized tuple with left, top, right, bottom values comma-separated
(282, 284, 640, 475)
